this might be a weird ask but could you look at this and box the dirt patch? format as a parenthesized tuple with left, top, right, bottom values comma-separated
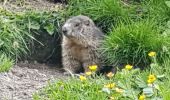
(0, 61, 66, 100)
(0, 0, 64, 12)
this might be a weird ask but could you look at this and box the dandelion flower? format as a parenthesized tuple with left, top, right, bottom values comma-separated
(125, 64, 133, 70)
(147, 74, 156, 84)
(148, 75, 156, 81)
(148, 51, 156, 57)
(106, 72, 114, 78)
(89, 65, 98, 71)
(115, 87, 124, 93)
(104, 83, 116, 89)
(79, 75, 86, 81)
(85, 71, 92, 76)
(147, 79, 153, 84)
(139, 94, 146, 100)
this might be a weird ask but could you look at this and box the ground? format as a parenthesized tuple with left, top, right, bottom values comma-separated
(0, 0, 63, 12)
(0, 1, 65, 100)
(0, 61, 66, 100)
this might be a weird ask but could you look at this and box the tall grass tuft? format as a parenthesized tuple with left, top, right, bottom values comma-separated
(65, 0, 133, 32)
(101, 20, 170, 67)
(0, 9, 30, 59)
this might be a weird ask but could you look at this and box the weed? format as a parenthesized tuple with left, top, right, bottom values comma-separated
(0, 54, 13, 72)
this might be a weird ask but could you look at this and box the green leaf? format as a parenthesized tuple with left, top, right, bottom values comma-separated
(29, 21, 40, 30)
(0, 39, 4, 47)
(157, 74, 165, 78)
(130, 68, 140, 74)
(151, 97, 163, 100)
(143, 87, 154, 97)
(44, 23, 55, 35)
(102, 87, 111, 94)
(123, 89, 138, 99)
(117, 81, 127, 89)
(135, 77, 147, 88)
(165, 1, 170, 8)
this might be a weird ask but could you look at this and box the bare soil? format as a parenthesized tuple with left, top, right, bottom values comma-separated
(0, 61, 66, 100)
(0, 0, 64, 12)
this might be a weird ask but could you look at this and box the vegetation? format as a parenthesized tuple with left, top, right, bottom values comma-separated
(64, 0, 133, 32)
(1, 0, 170, 99)
(0, 54, 13, 72)
(0, 6, 63, 72)
(33, 53, 169, 100)
(101, 20, 170, 67)
(141, 0, 170, 25)
(33, 0, 170, 100)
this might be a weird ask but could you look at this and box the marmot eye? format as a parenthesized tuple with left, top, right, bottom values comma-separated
(75, 23, 80, 27)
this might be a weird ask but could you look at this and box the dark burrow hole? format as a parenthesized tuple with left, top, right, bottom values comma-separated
(22, 29, 62, 68)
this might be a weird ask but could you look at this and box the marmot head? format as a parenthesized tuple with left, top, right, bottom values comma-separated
(62, 15, 96, 39)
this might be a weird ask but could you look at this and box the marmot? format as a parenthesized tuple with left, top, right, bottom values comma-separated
(62, 15, 104, 74)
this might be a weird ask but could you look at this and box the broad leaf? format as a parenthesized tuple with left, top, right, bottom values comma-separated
(102, 87, 111, 94)
(29, 21, 40, 30)
(44, 23, 55, 35)
(135, 77, 147, 88)
(143, 87, 154, 97)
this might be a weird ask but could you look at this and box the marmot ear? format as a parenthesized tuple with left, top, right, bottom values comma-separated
(84, 20, 90, 26)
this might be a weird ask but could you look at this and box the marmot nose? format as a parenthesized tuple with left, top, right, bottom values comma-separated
(62, 27, 67, 35)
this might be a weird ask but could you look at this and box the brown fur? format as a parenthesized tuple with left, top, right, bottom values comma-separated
(62, 15, 104, 74)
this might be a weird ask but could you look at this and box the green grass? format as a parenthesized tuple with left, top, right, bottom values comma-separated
(33, 55, 168, 100)
(0, 7, 63, 71)
(0, 54, 13, 72)
(64, 0, 134, 32)
(101, 19, 170, 67)
(141, 0, 170, 24)
(33, 77, 109, 100)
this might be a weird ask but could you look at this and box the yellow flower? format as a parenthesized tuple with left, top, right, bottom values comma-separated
(148, 51, 156, 57)
(147, 74, 156, 84)
(148, 74, 156, 80)
(104, 83, 116, 89)
(106, 72, 114, 78)
(139, 94, 146, 100)
(79, 75, 86, 81)
(85, 71, 92, 76)
(109, 96, 115, 100)
(147, 79, 153, 84)
(89, 65, 98, 71)
(115, 87, 124, 93)
(125, 64, 133, 70)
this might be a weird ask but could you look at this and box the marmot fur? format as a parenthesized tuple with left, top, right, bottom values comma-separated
(62, 15, 104, 74)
